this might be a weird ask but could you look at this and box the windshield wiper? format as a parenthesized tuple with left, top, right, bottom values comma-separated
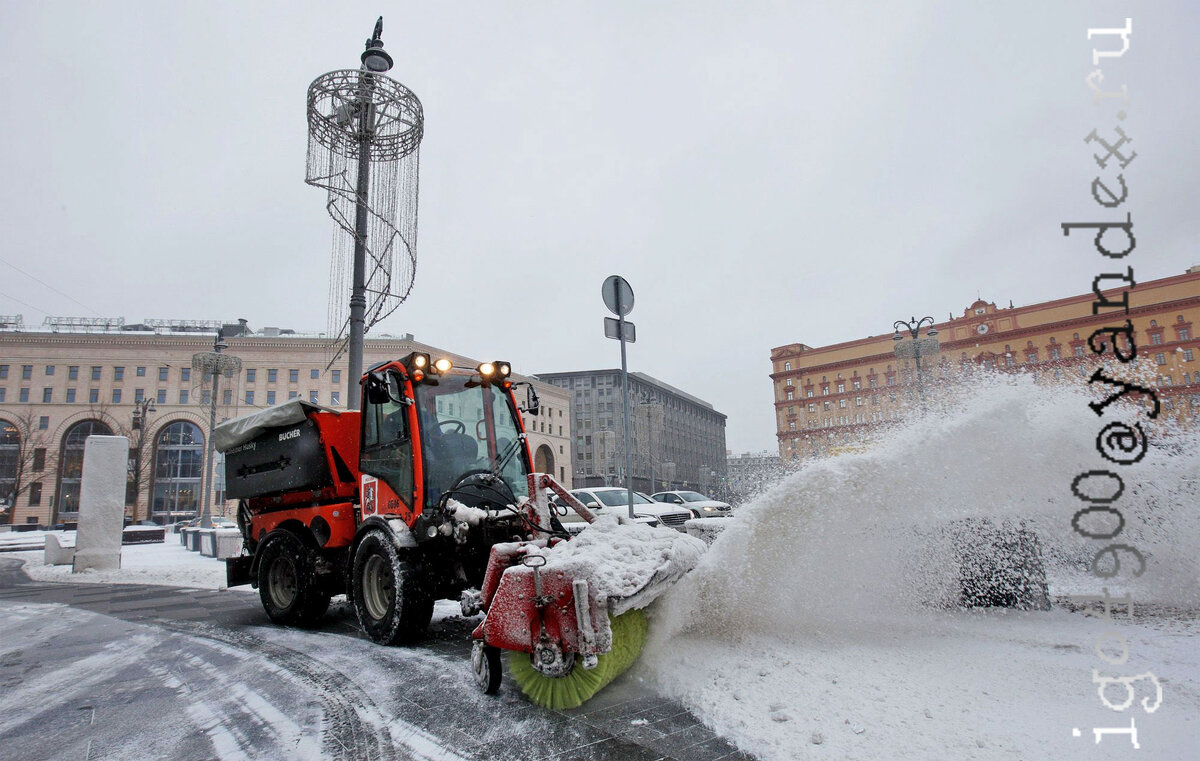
(490, 434, 524, 480)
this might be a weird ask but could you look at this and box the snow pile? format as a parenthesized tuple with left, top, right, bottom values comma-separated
(538, 516, 706, 611)
(642, 374, 1200, 760)
(12, 541, 238, 590)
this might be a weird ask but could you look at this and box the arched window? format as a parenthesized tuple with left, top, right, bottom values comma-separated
(56, 419, 114, 522)
(151, 421, 204, 523)
(1, 420, 19, 513)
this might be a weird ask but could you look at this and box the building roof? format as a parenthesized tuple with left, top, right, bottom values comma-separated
(534, 368, 724, 418)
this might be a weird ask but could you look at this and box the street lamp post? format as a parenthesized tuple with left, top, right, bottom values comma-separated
(192, 332, 241, 529)
(892, 316, 940, 404)
(130, 397, 156, 524)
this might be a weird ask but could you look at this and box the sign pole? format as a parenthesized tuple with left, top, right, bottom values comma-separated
(617, 296, 634, 520)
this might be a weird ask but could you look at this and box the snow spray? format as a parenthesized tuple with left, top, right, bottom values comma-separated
(647, 372, 1199, 647)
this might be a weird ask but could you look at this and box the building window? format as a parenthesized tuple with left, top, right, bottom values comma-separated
(837, 383, 845, 393)
(112, 389, 122, 404)
(91, 366, 101, 381)
(150, 421, 205, 522)
(331, 391, 341, 406)
(136, 366, 146, 377)
(21, 365, 32, 380)
(823, 401, 830, 411)
(805, 390, 813, 398)
(66, 388, 76, 403)
(32, 448, 46, 472)
(289, 369, 299, 383)
(1185, 350, 1195, 362)
(1155, 353, 1166, 365)
(786, 390, 794, 400)
(57, 420, 115, 517)
(28, 482, 41, 506)
(0, 365, 7, 379)
(42, 388, 52, 403)
(159, 367, 169, 382)
(246, 368, 256, 383)
(784, 362, 791, 371)
(839, 399, 847, 408)
(68, 366, 79, 380)
(201, 390, 211, 405)
(1179, 328, 1192, 341)
(856, 397, 863, 406)
(853, 380, 861, 390)
(808, 403, 815, 412)
(310, 369, 320, 380)
(1150, 333, 1163, 346)
(821, 387, 829, 396)
(267, 391, 276, 405)
(88, 389, 99, 404)
(134, 388, 145, 403)
(113, 367, 125, 381)
(289, 391, 299, 400)
(181, 368, 191, 382)
(156, 389, 166, 404)
(45, 365, 55, 376)
(38, 416, 48, 430)
(268, 369, 278, 383)
(310, 391, 319, 404)
(19, 388, 29, 403)
(222, 389, 233, 406)
(179, 390, 189, 404)
(332, 370, 341, 384)
(245, 390, 255, 405)
(1073, 346, 1085, 358)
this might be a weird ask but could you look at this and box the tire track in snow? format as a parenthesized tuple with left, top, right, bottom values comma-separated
(158, 619, 396, 760)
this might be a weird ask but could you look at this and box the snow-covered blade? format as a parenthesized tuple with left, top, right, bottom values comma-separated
(535, 516, 706, 616)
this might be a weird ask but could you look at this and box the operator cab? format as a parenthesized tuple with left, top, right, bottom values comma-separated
(361, 354, 531, 519)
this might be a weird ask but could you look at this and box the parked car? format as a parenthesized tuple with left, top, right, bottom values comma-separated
(651, 490, 732, 519)
(556, 487, 693, 532)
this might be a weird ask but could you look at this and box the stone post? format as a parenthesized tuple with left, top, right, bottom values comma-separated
(73, 435, 129, 573)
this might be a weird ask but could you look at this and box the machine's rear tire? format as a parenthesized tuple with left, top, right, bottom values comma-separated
(257, 533, 331, 628)
(472, 640, 502, 694)
(352, 529, 433, 645)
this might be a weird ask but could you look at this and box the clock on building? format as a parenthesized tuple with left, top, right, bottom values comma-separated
(976, 323, 990, 335)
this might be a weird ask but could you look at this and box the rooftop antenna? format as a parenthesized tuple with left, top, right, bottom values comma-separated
(306, 16, 424, 408)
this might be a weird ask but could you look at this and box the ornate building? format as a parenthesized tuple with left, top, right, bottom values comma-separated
(0, 319, 570, 527)
(770, 268, 1200, 462)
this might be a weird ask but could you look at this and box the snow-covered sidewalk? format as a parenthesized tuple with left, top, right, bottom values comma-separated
(8, 538, 233, 590)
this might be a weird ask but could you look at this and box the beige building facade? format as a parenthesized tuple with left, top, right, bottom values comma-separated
(770, 268, 1200, 462)
(0, 319, 570, 527)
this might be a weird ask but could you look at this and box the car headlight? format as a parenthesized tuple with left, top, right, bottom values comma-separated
(703, 506, 714, 512)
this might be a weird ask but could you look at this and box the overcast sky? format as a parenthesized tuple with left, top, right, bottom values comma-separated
(1, 2, 1197, 453)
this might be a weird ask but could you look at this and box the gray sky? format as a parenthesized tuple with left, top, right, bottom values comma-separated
(1, 2, 1197, 453)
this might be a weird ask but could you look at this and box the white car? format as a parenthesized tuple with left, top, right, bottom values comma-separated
(555, 487, 693, 532)
(651, 490, 732, 519)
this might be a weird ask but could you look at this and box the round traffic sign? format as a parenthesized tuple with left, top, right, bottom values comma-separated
(601, 275, 634, 317)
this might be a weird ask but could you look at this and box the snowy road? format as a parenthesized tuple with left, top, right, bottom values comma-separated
(0, 557, 747, 761)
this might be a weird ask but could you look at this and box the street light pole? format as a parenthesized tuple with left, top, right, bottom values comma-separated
(346, 19, 393, 410)
(893, 316, 939, 404)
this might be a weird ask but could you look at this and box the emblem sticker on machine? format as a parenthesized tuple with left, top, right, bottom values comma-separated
(362, 475, 378, 515)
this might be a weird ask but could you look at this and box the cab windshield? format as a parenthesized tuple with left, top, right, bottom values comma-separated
(414, 374, 529, 507)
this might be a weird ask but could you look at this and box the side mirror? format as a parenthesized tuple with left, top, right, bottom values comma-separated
(518, 383, 540, 415)
(366, 372, 390, 405)
(585, 501, 600, 509)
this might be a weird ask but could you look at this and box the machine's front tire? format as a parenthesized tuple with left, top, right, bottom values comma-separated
(352, 529, 433, 645)
(472, 640, 502, 694)
(257, 533, 330, 627)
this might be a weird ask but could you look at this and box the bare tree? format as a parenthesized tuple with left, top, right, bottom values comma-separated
(0, 409, 60, 525)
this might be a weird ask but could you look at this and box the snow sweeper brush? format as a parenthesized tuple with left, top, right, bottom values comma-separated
(469, 475, 705, 709)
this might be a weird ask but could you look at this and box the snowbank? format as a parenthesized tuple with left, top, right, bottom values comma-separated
(11, 541, 237, 590)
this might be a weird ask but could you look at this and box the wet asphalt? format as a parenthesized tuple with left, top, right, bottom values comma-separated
(0, 557, 754, 761)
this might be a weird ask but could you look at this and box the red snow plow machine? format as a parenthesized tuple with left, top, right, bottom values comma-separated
(216, 353, 703, 708)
